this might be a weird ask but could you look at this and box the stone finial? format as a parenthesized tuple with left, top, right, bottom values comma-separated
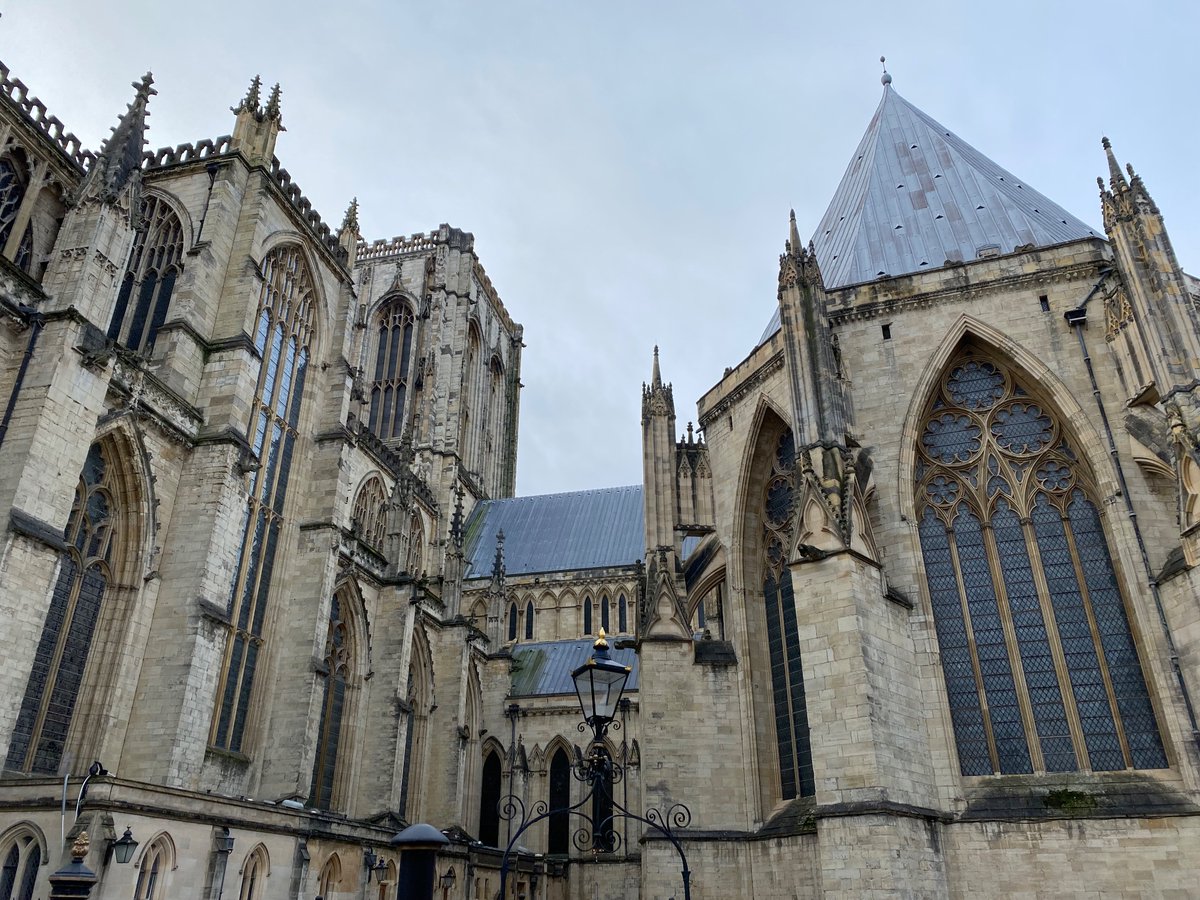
(1102, 136, 1128, 190)
(788, 208, 801, 255)
(71, 831, 90, 861)
(83, 71, 155, 204)
(880, 55, 892, 86)
(233, 75, 262, 115)
(651, 345, 662, 389)
(265, 83, 282, 122)
(341, 197, 360, 234)
(490, 529, 506, 589)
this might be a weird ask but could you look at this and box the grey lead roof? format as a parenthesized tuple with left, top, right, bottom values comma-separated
(510, 639, 639, 697)
(757, 84, 1100, 344)
(463, 486, 644, 579)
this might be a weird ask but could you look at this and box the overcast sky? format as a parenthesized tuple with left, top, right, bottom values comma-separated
(5, 1, 1197, 497)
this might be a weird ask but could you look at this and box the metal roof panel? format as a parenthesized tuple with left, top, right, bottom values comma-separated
(510, 639, 640, 697)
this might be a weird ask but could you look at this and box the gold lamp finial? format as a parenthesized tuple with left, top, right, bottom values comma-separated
(594, 628, 608, 650)
(71, 830, 90, 860)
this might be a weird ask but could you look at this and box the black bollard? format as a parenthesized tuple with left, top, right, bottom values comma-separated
(49, 832, 98, 900)
(390, 823, 449, 900)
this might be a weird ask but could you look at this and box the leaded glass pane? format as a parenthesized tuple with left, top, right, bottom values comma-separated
(916, 352, 1163, 777)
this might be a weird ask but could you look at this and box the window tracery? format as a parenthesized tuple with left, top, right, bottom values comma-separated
(0, 831, 41, 900)
(310, 592, 354, 810)
(213, 245, 313, 753)
(6, 442, 120, 774)
(0, 154, 27, 257)
(133, 836, 173, 900)
(108, 195, 184, 354)
(369, 298, 414, 440)
(760, 427, 814, 800)
(917, 355, 1166, 775)
(351, 476, 387, 549)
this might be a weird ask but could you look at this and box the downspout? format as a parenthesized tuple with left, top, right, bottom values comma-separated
(1064, 270, 1200, 752)
(0, 305, 43, 453)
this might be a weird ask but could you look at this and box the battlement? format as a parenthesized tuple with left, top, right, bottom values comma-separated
(0, 60, 95, 170)
(356, 232, 439, 260)
(142, 135, 233, 169)
(267, 156, 347, 263)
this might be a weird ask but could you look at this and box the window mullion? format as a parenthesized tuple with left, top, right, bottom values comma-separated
(945, 522, 1000, 774)
(979, 518, 1044, 772)
(1061, 516, 1133, 767)
(1018, 515, 1090, 769)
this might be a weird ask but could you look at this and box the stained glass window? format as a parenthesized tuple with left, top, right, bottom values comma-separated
(761, 427, 814, 799)
(6, 443, 118, 774)
(310, 593, 353, 810)
(108, 195, 185, 354)
(916, 353, 1166, 775)
(369, 299, 415, 440)
(213, 245, 314, 753)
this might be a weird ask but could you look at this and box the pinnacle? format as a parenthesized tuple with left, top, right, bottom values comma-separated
(1103, 135, 1128, 190)
(341, 197, 360, 234)
(234, 75, 262, 115)
(265, 83, 282, 121)
(651, 345, 662, 389)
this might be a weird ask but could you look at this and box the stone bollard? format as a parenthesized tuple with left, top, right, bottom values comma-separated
(390, 823, 449, 900)
(49, 832, 98, 900)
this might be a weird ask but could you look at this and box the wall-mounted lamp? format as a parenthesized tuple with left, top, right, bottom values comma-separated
(439, 866, 456, 891)
(363, 848, 388, 881)
(109, 827, 138, 865)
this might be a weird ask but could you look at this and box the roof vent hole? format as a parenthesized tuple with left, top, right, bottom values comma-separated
(976, 205, 985, 210)
(935, 214, 944, 220)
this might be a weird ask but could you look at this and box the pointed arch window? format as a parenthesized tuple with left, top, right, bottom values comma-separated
(916, 355, 1166, 775)
(460, 327, 482, 470)
(369, 298, 415, 440)
(508, 603, 519, 642)
(351, 476, 388, 550)
(407, 513, 424, 575)
(525, 600, 535, 640)
(0, 153, 29, 268)
(601, 596, 610, 632)
(618, 594, 628, 634)
(133, 837, 173, 900)
(547, 748, 571, 855)
(108, 195, 185, 353)
(213, 245, 314, 753)
(6, 443, 123, 774)
(316, 855, 341, 898)
(237, 846, 268, 900)
(478, 750, 503, 847)
(310, 593, 355, 810)
(0, 831, 41, 900)
(583, 596, 593, 635)
(761, 428, 814, 800)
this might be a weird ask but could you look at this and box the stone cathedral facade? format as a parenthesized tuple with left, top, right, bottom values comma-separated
(1, 54, 1200, 900)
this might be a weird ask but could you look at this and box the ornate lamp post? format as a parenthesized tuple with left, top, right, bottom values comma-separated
(497, 631, 692, 900)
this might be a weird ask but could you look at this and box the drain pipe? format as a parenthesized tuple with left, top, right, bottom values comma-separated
(1065, 270, 1200, 752)
(0, 303, 43, 453)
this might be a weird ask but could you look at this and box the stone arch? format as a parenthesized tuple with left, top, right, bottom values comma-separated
(131, 830, 177, 870)
(238, 842, 271, 877)
(257, 233, 327, 352)
(139, 185, 196, 250)
(316, 852, 342, 896)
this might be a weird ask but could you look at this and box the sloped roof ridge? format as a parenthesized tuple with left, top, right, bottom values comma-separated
(479, 483, 642, 506)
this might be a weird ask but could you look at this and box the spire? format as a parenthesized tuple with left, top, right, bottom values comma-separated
(651, 345, 662, 389)
(788, 208, 801, 254)
(85, 72, 155, 204)
(1102, 136, 1128, 191)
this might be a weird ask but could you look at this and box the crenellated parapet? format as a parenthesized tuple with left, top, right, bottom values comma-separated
(0, 59, 95, 170)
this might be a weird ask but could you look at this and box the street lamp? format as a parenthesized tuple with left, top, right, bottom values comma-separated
(571, 631, 631, 742)
(109, 827, 138, 865)
(498, 630, 692, 900)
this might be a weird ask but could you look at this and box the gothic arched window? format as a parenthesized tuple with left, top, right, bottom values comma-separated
(761, 427, 814, 800)
(547, 748, 571, 855)
(0, 831, 41, 900)
(369, 298, 414, 440)
(351, 476, 388, 549)
(108, 195, 184, 354)
(238, 845, 268, 900)
(583, 596, 593, 635)
(6, 443, 120, 774)
(508, 603, 519, 642)
(618, 594, 628, 634)
(316, 855, 340, 899)
(916, 354, 1166, 776)
(133, 836, 173, 900)
(460, 326, 482, 471)
(407, 513, 424, 575)
(0, 153, 29, 265)
(601, 596, 610, 632)
(310, 593, 354, 810)
(525, 600, 535, 640)
(214, 245, 314, 753)
(478, 750, 503, 847)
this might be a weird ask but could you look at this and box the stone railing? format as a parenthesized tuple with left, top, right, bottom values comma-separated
(356, 232, 440, 260)
(0, 60, 94, 169)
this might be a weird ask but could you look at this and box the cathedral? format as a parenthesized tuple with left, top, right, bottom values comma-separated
(1, 50, 1199, 900)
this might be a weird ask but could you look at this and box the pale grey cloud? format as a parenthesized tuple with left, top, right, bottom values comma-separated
(6, 0, 1197, 495)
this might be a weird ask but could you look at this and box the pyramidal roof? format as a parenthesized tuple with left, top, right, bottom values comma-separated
(813, 82, 1099, 290)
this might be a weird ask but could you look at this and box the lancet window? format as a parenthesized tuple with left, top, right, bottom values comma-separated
(916, 354, 1166, 775)
(351, 476, 388, 550)
(0, 831, 41, 900)
(108, 195, 185, 353)
(310, 592, 354, 810)
(618, 594, 628, 634)
(525, 600, 534, 640)
(547, 748, 571, 855)
(6, 443, 122, 774)
(508, 603, 519, 642)
(213, 245, 313, 753)
(133, 836, 173, 900)
(583, 596, 593, 635)
(369, 298, 415, 440)
(478, 750, 502, 847)
(760, 427, 814, 800)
